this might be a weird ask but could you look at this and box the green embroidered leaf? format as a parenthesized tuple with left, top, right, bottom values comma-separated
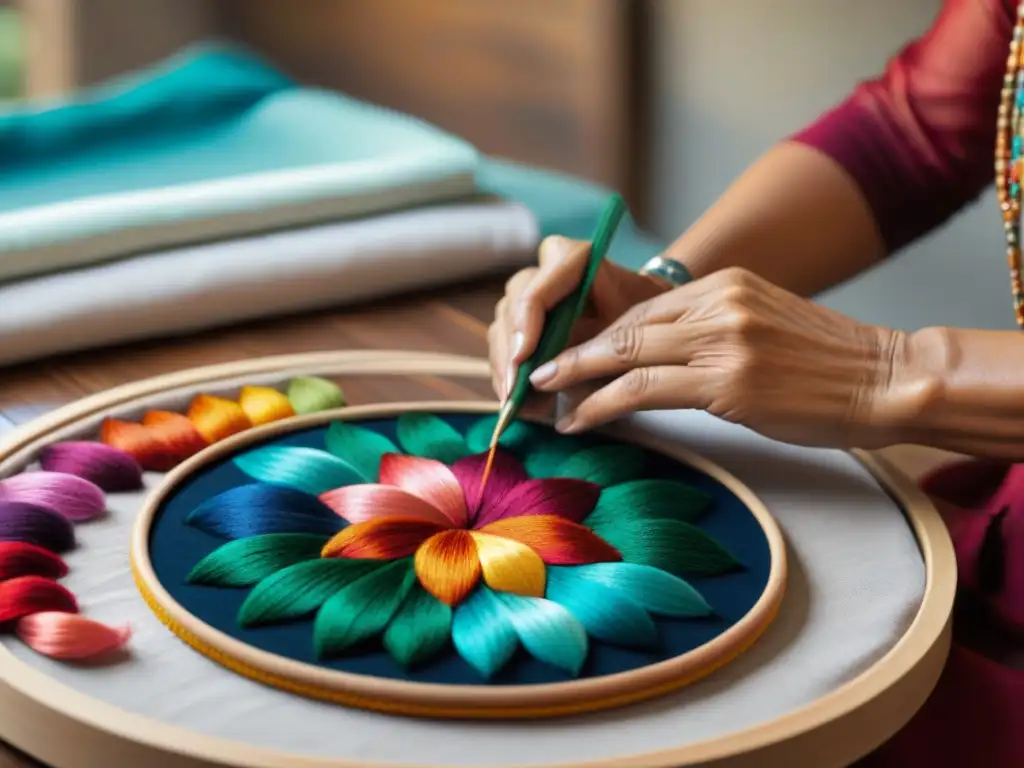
(584, 479, 714, 529)
(187, 534, 329, 587)
(383, 583, 452, 668)
(465, 415, 546, 455)
(234, 446, 364, 495)
(589, 519, 741, 577)
(553, 444, 645, 486)
(314, 558, 418, 658)
(287, 376, 346, 414)
(545, 567, 659, 649)
(323, 421, 398, 482)
(238, 558, 381, 627)
(550, 562, 711, 618)
(395, 413, 470, 463)
(521, 435, 584, 478)
(451, 586, 518, 679)
(494, 592, 589, 676)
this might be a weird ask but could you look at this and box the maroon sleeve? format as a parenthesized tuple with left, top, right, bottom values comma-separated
(792, 0, 1014, 252)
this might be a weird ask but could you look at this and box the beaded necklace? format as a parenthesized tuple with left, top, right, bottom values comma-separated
(997, 2, 1024, 327)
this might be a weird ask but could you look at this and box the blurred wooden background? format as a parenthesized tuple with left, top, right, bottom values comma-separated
(13, 0, 650, 220)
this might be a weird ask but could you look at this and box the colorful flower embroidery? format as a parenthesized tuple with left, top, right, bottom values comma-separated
(185, 414, 740, 677)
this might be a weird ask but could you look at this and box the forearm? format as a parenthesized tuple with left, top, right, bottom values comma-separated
(661, 141, 886, 297)
(888, 327, 1024, 458)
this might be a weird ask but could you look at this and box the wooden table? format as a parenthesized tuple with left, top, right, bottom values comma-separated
(0, 275, 965, 767)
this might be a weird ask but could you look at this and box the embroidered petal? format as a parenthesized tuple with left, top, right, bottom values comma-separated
(238, 559, 382, 627)
(186, 534, 329, 587)
(494, 592, 589, 676)
(318, 485, 453, 528)
(414, 530, 481, 606)
(324, 421, 399, 482)
(383, 584, 453, 668)
(521, 435, 584, 478)
(287, 376, 346, 414)
(234, 446, 364, 495)
(451, 450, 527, 524)
(451, 586, 518, 678)
(549, 562, 711, 618)
(314, 559, 417, 658)
(321, 517, 445, 559)
(479, 515, 620, 565)
(378, 453, 467, 527)
(469, 531, 545, 598)
(465, 415, 547, 455)
(553, 445, 646, 487)
(589, 519, 740, 577)
(545, 566, 659, 649)
(238, 385, 295, 425)
(395, 413, 470, 464)
(475, 477, 601, 527)
(186, 484, 343, 540)
(583, 479, 714, 530)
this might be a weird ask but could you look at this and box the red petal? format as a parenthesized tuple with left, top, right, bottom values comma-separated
(0, 576, 78, 623)
(414, 530, 481, 605)
(478, 515, 621, 565)
(451, 450, 527, 525)
(473, 477, 600, 527)
(321, 517, 445, 559)
(378, 454, 467, 527)
(319, 484, 453, 528)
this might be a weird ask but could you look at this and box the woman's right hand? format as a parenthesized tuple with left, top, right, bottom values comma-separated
(487, 235, 670, 400)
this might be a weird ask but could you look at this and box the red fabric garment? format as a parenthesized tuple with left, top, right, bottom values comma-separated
(792, 0, 1015, 251)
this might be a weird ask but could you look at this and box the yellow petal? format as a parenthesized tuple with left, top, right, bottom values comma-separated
(469, 531, 546, 598)
(238, 386, 295, 425)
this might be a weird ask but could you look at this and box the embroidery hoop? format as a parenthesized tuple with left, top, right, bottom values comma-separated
(130, 400, 786, 719)
(0, 351, 954, 767)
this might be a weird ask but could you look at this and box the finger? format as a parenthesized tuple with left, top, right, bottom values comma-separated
(555, 366, 714, 434)
(511, 237, 592, 364)
(487, 304, 510, 400)
(529, 324, 685, 392)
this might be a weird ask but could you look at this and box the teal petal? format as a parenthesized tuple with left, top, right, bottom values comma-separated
(314, 559, 417, 658)
(234, 446, 364, 495)
(588, 519, 741, 578)
(238, 559, 381, 627)
(551, 562, 712, 617)
(465, 415, 547, 455)
(584, 479, 714, 529)
(451, 587, 518, 679)
(323, 420, 399, 481)
(494, 592, 589, 676)
(186, 533, 329, 587)
(395, 413, 471, 463)
(383, 584, 453, 668)
(545, 567, 658, 649)
(553, 444, 645, 486)
(522, 435, 585, 478)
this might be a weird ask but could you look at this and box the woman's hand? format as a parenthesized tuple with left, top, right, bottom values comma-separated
(528, 267, 922, 450)
(487, 235, 669, 400)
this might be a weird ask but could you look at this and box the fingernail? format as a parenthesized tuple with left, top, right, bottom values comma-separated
(555, 415, 577, 433)
(530, 361, 557, 386)
(511, 332, 525, 360)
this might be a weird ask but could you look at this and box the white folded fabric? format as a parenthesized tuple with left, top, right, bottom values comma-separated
(0, 201, 539, 366)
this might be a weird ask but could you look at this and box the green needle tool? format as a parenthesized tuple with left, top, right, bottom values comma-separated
(481, 193, 627, 486)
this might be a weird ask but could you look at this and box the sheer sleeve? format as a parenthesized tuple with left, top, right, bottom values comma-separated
(792, 0, 1014, 252)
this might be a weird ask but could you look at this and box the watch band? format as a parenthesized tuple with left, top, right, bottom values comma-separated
(639, 255, 694, 287)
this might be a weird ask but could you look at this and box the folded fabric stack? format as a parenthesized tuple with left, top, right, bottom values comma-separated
(0, 45, 661, 367)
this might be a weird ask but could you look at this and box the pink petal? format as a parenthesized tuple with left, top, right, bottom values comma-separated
(318, 484, 454, 528)
(378, 453, 467, 527)
(473, 477, 601, 528)
(451, 450, 527, 525)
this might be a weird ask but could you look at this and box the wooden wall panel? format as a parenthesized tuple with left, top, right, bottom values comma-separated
(217, 0, 642, 206)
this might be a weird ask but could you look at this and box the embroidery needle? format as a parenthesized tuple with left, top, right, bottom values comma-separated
(481, 194, 627, 489)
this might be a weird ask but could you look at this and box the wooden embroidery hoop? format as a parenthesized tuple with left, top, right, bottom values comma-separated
(131, 400, 787, 720)
(0, 350, 955, 768)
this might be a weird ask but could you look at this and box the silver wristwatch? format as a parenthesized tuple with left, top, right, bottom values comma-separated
(638, 255, 693, 287)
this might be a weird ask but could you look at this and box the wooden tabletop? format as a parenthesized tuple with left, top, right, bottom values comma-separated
(0, 275, 963, 767)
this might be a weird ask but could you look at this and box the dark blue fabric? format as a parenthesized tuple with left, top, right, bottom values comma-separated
(150, 414, 773, 685)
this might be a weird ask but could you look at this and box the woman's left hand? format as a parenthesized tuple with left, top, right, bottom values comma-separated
(528, 267, 921, 449)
